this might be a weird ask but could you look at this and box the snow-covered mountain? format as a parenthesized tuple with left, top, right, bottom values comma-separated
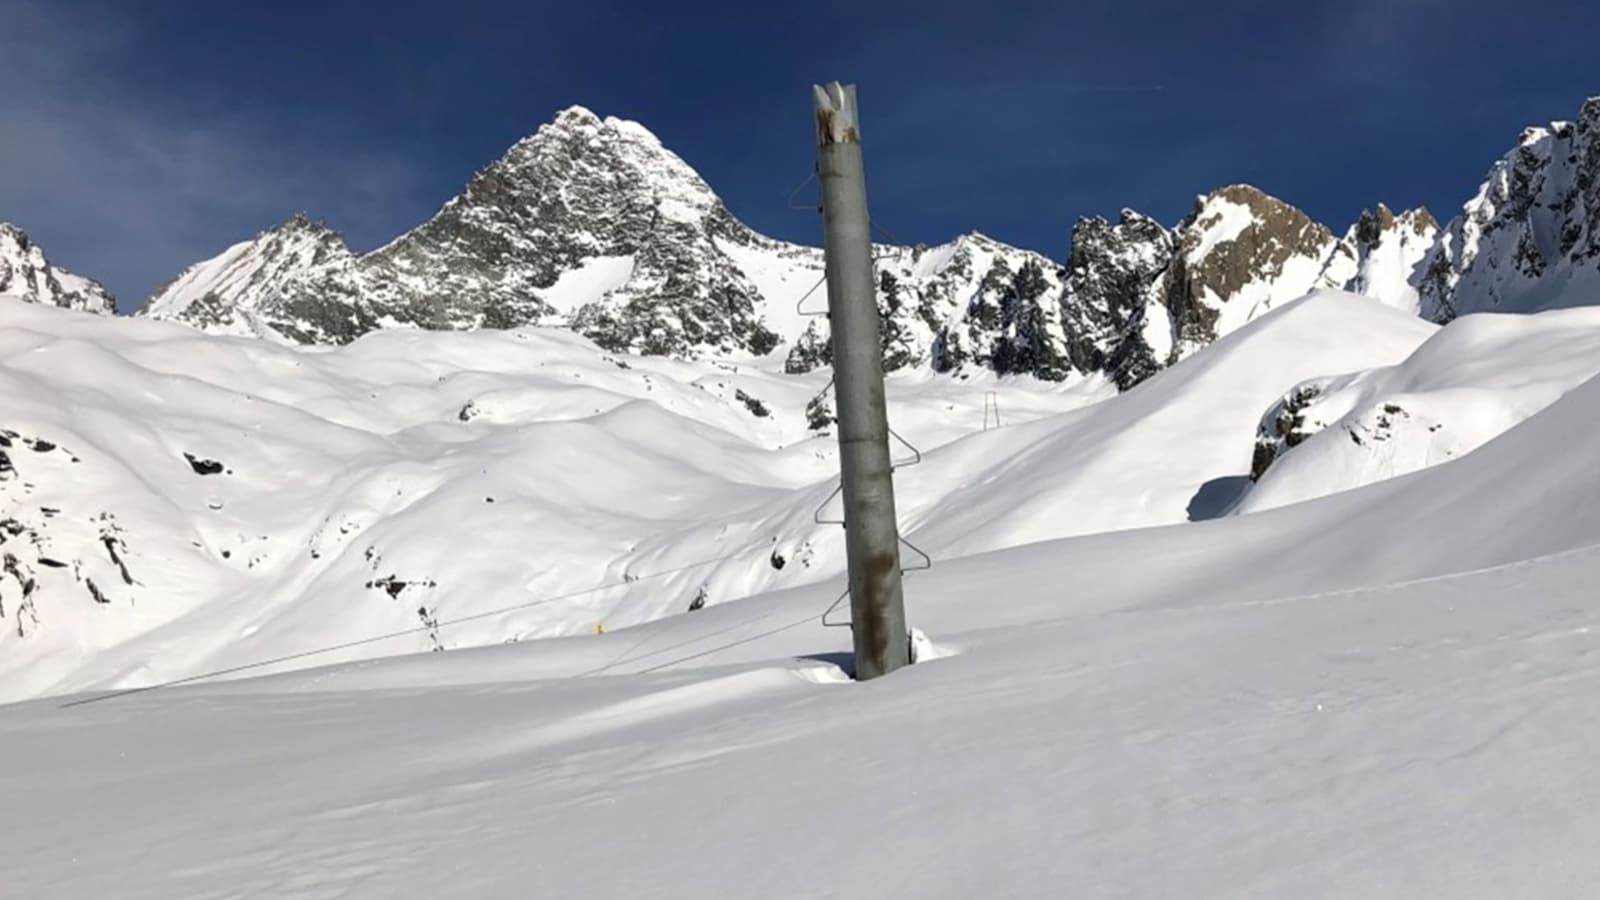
(144, 107, 782, 352)
(773, 183, 1440, 390)
(1063, 187, 1439, 384)
(15, 94, 1593, 393)
(0, 223, 116, 315)
(144, 106, 1084, 385)
(1420, 97, 1600, 322)
(134, 104, 1449, 391)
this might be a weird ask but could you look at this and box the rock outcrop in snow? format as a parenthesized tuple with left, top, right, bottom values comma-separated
(1240, 306, 1600, 513)
(0, 224, 116, 315)
(1419, 97, 1600, 322)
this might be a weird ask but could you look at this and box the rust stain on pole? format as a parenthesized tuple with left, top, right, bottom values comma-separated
(813, 83, 862, 145)
(812, 81, 909, 681)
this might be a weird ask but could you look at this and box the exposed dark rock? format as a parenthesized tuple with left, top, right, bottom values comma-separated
(366, 574, 438, 600)
(183, 453, 226, 476)
(805, 393, 835, 433)
(0, 223, 117, 314)
(1251, 381, 1329, 481)
(735, 389, 770, 418)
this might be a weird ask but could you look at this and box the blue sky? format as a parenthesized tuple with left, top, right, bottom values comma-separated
(3, 0, 1596, 311)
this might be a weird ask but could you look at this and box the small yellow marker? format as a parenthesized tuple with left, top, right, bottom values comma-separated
(594, 623, 606, 635)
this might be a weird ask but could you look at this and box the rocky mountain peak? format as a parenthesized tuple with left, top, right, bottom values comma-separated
(1183, 184, 1337, 269)
(0, 223, 116, 315)
(1418, 96, 1600, 322)
(146, 104, 773, 350)
(129, 97, 1591, 395)
(1158, 185, 1342, 355)
(1354, 204, 1398, 243)
(1053, 210, 1174, 387)
(140, 213, 355, 338)
(1346, 205, 1438, 256)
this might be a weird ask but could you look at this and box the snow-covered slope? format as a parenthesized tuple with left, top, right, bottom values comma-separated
(0, 287, 1463, 702)
(901, 290, 1437, 555)
(1242, 305, 1600, 513)
(1420, 97, 1600, 321)
(0, 294, 1111, 702)
(0, 223, 116, 314)
(9, 310, 1600, 898)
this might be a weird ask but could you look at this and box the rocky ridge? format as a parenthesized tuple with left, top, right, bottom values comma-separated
(115, 97, 1600, 389)
(0, 224, 116, 315)
(1419, 97, 1600, 321)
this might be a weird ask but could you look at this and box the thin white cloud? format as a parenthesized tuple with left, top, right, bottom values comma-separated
(0, 0, 427, 310)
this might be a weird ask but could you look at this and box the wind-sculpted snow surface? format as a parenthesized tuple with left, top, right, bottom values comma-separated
(0, 289, 1528, 702)
(0, 297, 1111, 702)
(8, 301, 1600, 898)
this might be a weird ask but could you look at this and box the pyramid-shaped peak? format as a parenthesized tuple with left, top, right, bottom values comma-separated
(276, 211, 339, 234)
(0, 221, 33, 245)
(254, 212, 347, 251)
(1194, 184, 1299, 214)
(554, 104, 602, 125)
(528, 104, 663, 145)
(1400, 206, 1439, 234)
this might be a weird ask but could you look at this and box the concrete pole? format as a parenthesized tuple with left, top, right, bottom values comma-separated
(812, 82, 910, 680)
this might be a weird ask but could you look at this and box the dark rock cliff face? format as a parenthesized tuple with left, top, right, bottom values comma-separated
(0, 224, 116, 315)
(1057, 211, 1173, 390)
